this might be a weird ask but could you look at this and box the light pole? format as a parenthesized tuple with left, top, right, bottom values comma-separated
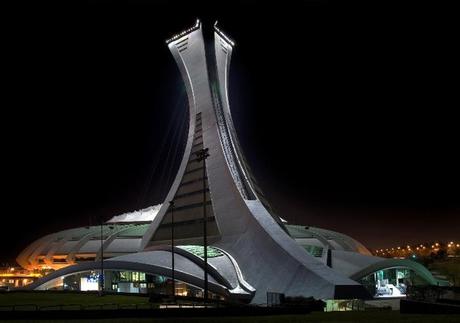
(195, 147, 209, 305)
(99, 216, 104, 296)
(170, 200, 175, 302)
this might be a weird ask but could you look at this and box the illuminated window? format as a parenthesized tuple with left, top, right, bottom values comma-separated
(120, 271, 131, 281)
(178, 245, 224, 258)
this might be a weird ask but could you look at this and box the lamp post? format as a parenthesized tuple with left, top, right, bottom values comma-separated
(99, 216, 104, 296)
(195, 147, 210, 305)
(170, 200, 175, 302)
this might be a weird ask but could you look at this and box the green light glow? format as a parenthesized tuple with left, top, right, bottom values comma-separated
(178, 245, 223, 259)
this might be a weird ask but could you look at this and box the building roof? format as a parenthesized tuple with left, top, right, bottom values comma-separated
(27, 245, 255, 301)
(17, 223, 150, 270)
(286, 225, 372, 256)
(17, 221, 372, 272)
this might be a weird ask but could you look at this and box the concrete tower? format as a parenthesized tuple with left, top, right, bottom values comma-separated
(22, 20, 441, 303)
(140, 20, 370, 302)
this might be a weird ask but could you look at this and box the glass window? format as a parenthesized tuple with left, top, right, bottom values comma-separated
(359, 267, 427, 298)
(120, 271, 131, 281)
(38, 269, 227, 301)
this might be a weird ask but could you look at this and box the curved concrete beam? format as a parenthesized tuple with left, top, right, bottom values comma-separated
(350, 259, 439, 285)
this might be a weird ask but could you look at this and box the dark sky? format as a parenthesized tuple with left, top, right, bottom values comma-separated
(2, 1, 458, 263)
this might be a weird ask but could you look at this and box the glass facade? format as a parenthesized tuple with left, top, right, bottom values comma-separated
(359, 267, 428, 298)
(39, 269, 224, 300)
(325, 299, 364, 311)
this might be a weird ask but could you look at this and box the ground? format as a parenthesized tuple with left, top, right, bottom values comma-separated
(0, 291, 148, 308)
(1, 312, 460, 323)
(1, 293, 459, 322)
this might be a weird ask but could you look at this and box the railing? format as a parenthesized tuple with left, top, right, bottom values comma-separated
(0, 301, 228, 312)
(0, 304, 39, 311)
(0, 303, 158, 312)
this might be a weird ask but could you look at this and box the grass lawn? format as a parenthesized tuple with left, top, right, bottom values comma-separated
(0, 291, 149, 307)
(1, 312, 460, 323)
(1, 293, 459, 322)
(123, 312, 459, 323)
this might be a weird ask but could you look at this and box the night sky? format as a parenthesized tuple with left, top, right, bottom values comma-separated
(2, 1, 458, 263)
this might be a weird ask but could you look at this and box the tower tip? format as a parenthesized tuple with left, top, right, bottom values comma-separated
(165, 18, 201, 44)
(214, 22, 235, 47)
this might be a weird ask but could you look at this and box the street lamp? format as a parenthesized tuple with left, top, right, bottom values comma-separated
(99, 216, 104, 296)
(195, 147, 209, 305)
(170, 200, 175, 302)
